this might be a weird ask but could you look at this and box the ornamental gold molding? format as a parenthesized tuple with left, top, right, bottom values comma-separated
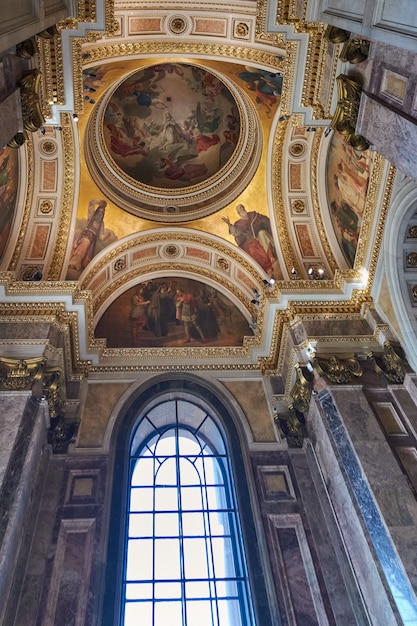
(310, 128, 337, 273)
(79, 42, 282, 79)
(364, 164, 395, 289)
(272, 120, 298, 275)
(9, 144, 32, 272)
(47, 118, 76, 280)
(301, 25, 327, 120)
(80, 231, 264, 296)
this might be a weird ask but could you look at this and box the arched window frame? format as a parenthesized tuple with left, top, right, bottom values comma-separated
(102, 377, 276, 626)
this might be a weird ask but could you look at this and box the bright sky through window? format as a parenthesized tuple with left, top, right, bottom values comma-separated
(122, 400, 255, 625)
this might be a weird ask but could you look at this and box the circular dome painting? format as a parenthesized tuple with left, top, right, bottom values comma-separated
(85, 62, 262, 222)
(104, 63, 240, 189)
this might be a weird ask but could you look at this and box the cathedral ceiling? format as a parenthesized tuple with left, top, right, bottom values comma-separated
(0, 0, 396, 409)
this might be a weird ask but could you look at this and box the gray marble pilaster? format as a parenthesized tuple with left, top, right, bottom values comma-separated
(311, 387, 417, 625)
(0, 392, 48, 625)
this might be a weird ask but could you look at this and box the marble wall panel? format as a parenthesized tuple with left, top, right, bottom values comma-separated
(43, 518, 96, 626)
(266, 513, 330, 625)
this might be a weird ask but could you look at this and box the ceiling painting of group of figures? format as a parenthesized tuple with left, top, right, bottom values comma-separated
(94, 277, 252, 348)
(0, 147, 19, 262)
(326, 130, 375, 267)
(102, 62, 242, 189)
(64, 58, 285, 281)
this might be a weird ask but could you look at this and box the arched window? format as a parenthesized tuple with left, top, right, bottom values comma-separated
(103, 378, 275, 626)
(122, 399, 255, 625)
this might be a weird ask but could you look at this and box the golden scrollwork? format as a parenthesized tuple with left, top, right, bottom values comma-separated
(313, 353, 363, 384)
(47, 119, 75, 280)
(367, 341, 407, 384)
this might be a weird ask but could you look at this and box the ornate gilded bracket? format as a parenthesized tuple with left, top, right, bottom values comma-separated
(339, 39, 370, 64)
(274, 405, 307, 448)
(312, 353, 363, 384)
(290, 363, 313, 413)
(324, 25, 350, 44)
(7, 69, 45, 148)
(0, 356, 72, 419)
(0, 356, 80, 453)
(330, 74, 369, 151)
(367, 342, 407, 384)
(0, 357, 43, 390)
(48, 415, 80, 454)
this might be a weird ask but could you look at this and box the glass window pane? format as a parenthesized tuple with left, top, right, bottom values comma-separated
(206, 485, 226, 509)
(186, 599, 215, 625)
(212, 536, 237, 578)
(126, 538, 153, 581)
(183, 537, 209, 578)
(154, 539, 180, 579)
(182, 511, 206, 536)
(131, 457, 155, 486)
(185, 580, 211, 599)
(218, 599, 243, 626)
(155, 486, 178, 511)
(154, 582, 182, 599)
(156, 457, 177, 485)
(130, 487, 153, 512)
(125, 583, 152, 600)
(179, 457, 200, 485)
(124, 601, 153, 626)
(128, 512, 153, 537)
(155, 431, 176, 456)
(154, 601, 183, 626)
(124, 401, 256, 626)
(181, 486, 203, 510)
(155, 512, 179, 537)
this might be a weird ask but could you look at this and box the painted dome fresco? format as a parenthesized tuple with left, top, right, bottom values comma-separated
(85, 62, 262, 222)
